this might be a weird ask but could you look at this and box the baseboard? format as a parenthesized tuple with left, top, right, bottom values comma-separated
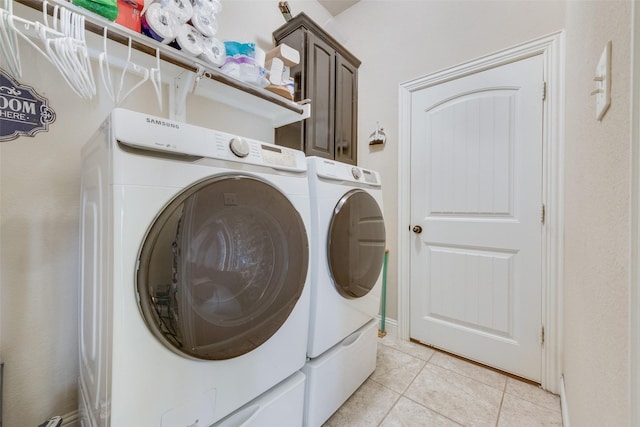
(560, 375, 571, 427)
(376, 315, 398, 338)
(61, 410, 80, 427)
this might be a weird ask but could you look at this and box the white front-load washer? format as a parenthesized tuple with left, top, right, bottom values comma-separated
(302, 156, 386, 427)
(79, 109, 311, 427)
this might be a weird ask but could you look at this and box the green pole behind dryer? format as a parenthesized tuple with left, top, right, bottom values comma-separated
(378, 249, 389, 337)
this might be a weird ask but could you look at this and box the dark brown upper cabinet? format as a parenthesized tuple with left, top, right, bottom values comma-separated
(273, 13, 361, 165)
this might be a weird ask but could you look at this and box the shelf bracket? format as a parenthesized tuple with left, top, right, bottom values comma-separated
(170, 69, 197, 122)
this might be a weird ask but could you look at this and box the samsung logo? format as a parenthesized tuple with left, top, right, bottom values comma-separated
(146, 118, 180, 129)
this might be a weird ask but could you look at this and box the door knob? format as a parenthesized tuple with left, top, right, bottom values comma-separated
(412, 225, 423, 234)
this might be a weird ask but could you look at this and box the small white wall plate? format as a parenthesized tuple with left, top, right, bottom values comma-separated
(595, 41, 612, 121)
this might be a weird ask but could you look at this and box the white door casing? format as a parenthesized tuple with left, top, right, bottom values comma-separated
(409, 54, 543, 382)
(398, 32, 565, 392)
(630, 1, 640, 425)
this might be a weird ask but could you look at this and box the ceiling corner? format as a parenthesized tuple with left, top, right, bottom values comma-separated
(318, 0, 360, 16)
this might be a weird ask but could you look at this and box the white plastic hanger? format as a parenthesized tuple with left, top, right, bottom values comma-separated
(8, 8, 51, 64)
(41, 6, 86, 98)
(116, 36, 149, 104)
(150, 47, 163, 110)
(100, 27, 163, 109)
(98, 26, 116, 101)
(0, 0, 22, 77)
(99, 28, 150, 105)
(63, 8, 95, 98)
(40, 2, 95, 99)
(73, 10, 96, 97)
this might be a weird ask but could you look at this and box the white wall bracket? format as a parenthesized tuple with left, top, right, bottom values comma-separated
(592, 40, 612, 121)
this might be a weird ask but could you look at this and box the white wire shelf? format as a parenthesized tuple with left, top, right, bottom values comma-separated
(12, 0, 310, 126)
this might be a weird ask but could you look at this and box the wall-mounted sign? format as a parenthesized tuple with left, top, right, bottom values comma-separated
(0, 68, 56, 142)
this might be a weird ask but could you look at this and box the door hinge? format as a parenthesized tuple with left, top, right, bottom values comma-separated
(541, 325, 545, 346)
(542, 81, 547, 101)
(541, 203, 546, 224)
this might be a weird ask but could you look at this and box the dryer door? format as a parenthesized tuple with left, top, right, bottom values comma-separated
(136, 174, 309, 360)
(328, 189, 386, 299)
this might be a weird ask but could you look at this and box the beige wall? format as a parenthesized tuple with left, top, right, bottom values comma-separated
(563, 1, 632, 425)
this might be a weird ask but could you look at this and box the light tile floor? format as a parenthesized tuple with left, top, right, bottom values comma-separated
(325, 334, 563, 426)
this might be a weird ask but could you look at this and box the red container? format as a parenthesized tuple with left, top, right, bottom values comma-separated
(116, 0, 144, 32)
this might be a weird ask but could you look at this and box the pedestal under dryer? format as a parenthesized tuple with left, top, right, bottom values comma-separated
(79, 109, 311, 426)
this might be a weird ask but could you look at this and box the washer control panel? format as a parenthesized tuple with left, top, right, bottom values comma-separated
(113, 109, 305, 172)
(213, 134, 298, 169)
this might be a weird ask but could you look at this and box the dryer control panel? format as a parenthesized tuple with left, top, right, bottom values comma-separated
(312, 157, 381, 187)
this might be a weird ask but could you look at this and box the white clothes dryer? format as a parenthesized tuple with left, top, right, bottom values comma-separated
(302, 157, 386, 427)
(305, 156, 386, 359)
(79, 109, 311, 427)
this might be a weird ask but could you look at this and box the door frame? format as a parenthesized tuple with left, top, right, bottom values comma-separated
(630, 1, 640, 425)
(397, 32, 565, 393)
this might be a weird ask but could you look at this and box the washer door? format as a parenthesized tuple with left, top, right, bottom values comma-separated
(328, 189, 386, 299)
(136, 174, 309, 360)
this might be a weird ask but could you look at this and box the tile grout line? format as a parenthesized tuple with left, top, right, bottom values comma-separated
(372, 341, 561, 425)
(370, 372, 464, 427)
(377, 340, 437, 365)
(401, 393, 465, 426)
(374, 386, 402, 427)
(427, 361, 507, 392)
(402, 346, 508, 427)
(370, 346, 462, 426)
(387, 340, 510, 392)
(377, 342, 494, 425)
(370, 340, 412, 426)
(495, 375, 509, 427)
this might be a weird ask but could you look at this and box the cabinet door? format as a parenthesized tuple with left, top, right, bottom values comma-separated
(335, 55, 358, 165)
(305, 32, 335, 159)
(274, 30, 305, 152)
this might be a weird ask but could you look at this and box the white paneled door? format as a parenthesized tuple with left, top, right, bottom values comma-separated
(409, 54, 544, 382)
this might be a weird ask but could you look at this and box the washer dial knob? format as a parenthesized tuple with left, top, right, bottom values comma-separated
(229, 137, 250, 158)
(351, 167, 362, 180)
